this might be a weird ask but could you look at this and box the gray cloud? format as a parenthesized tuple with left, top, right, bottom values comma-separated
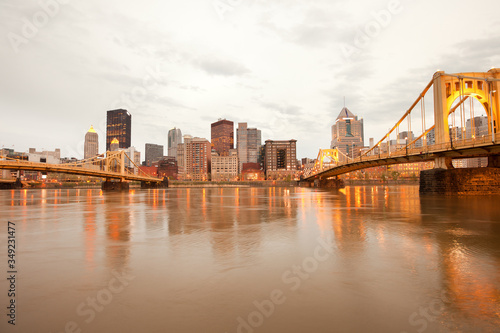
(195, 57, 250, 77)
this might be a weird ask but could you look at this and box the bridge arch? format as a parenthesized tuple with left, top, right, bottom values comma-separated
(433, 69, 500, 145)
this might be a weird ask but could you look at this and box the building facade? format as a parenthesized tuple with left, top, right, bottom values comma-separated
(186, 138, 211, 181)
(156, 157, 178, 180)
(264, 140, 297, 180)
(167, 128, 182, 159)
(106, 109, 131, 151)
(84, 125, 99, 159)
(28, 148, 61, 164)
(110, 138, 120, 151)
(331, 107, 364, 160)
(211, 119, 234, 156)
(236, 123, 261, 173)
(145, 143, 164, 167)
(211, 149, 238, 181)
(176, 135, 193, 180)
(241, 163, 265, 181)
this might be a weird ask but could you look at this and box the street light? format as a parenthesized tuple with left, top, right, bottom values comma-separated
(405, 137, 408, 155)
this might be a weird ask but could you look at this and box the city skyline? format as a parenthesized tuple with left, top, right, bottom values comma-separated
(1, 0, 499, 159)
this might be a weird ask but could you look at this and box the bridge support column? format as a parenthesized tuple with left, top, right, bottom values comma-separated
(420, 167, 500, 195)
(102, 180, 129, 191)
(314, 177, 345, 189)
(141, 177, 169, 189)
(0, 178, 23, 190)
(488, 154, 500, 168)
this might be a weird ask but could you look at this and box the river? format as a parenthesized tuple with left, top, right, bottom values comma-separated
(1, 186, 499, 332)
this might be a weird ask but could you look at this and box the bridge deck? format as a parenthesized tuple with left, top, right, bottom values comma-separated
(0, 160, 161, 182)
(305, 136, 500, 180)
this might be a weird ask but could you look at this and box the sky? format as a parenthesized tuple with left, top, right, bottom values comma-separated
(1, 0, 500, 160)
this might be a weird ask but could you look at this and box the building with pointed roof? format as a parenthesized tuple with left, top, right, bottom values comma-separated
(84, 125, 99, 159)
(330, 107, 364, 160)
(110, 137, 120, 152)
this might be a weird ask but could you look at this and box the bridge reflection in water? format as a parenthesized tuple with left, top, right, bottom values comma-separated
(2, 186, 499, 332)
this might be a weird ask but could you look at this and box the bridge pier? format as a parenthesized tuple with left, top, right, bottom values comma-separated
(420, 167, 500, 195)
(0, 178, 23, 190)
(141, 177, 169, 189)
(488, 154, 500, 167)
(313, 177, 345, 189)
(102, 180, 130, 191)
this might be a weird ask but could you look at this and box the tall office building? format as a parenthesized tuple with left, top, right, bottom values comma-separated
(186, 137, 211, 181)
(145, 143, 164, 167)
(211, 119, 234, 156)
(106, 109, 131, 151)
(176, 135, 193, 180)
(264, 140, 297, 180)
(168, 128, 182, 159)
(330, 107, 364, 159)
(236, 123, 261, 173)
(84, 125, 98, 159)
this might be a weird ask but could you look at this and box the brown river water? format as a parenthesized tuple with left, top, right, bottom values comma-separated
(1, 186, 499, 333)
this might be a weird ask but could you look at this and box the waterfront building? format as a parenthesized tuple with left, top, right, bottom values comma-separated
(330, 107, 364, 160)
(264, 139, 297, 180)
(176, 135, 193, 180)
(211, 149, 238, 181)
(167, 128, 182, 159)
(28, 148, 61, 164)
(156, 157, 178, 180)
(106, 109, 131, 151)
(186, 137, 211, 181)
(387, 161, 434, 178)
(236, 123, 261, 173)
(138, 166, 158, 178)
(211, 119, 234, 156)
(145, 143, 164, 167)
(241, 163, 265, 181)
(84, 125, 99, 159)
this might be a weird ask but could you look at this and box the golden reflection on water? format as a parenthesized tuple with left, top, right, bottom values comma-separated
(1, 186, 500, 332)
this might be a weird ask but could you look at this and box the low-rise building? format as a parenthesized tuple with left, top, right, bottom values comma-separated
(211, 149, 238, 181)
(28, 148, 61, 164)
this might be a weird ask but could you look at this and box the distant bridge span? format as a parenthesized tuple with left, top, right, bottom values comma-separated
(0, 150, 163, 184)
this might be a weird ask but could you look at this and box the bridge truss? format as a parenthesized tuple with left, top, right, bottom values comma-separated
(0, 150, 161, 183)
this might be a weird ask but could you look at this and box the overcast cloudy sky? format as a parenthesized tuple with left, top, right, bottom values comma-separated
(1, 0, 500, 159)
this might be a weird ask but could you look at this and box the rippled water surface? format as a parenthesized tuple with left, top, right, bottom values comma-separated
(1, 186, 500, 333)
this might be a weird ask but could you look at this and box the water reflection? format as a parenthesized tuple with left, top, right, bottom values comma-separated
(420, 195, 500, 328)
(0, 186, 499, 333)
(103, 192, 131, 271)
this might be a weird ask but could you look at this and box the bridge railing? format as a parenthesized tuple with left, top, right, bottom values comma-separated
(307, 133, 500, 177)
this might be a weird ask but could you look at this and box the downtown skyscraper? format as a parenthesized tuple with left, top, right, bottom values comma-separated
(211, 119, 234, 156)
(167, 127, 182, 159)
(330, 107, 364, 159)
(106, 109, 131, 151)
(236, 123, 261, 172)
(84, 125, 98, 159)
